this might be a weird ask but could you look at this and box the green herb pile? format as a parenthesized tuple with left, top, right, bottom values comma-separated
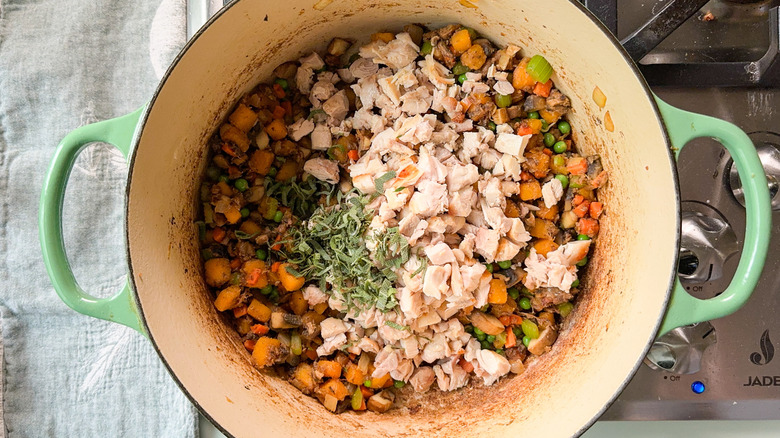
(283, 190, 411, 312)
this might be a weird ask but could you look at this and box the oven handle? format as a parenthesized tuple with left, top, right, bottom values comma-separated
(655, 97, 772, 336)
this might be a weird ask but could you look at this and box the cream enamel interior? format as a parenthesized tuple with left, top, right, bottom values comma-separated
(126, 0, 679, 436)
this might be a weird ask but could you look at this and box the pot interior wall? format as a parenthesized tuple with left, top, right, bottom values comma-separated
(126, 0, 679, 436)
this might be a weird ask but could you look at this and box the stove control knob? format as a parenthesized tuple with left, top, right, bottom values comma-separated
(729, 140, 780, 211)
(644, 322, 716, 374)
(678, 209, 739, 283)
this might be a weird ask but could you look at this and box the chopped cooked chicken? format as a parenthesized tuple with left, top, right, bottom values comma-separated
(303, 158, 340, 184)
(542, 177, 564, 208)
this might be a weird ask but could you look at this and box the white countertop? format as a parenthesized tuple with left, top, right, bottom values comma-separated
(198, 414, 780, 437)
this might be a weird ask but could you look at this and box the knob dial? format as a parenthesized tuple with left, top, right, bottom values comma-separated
(645, 322, 717, 374)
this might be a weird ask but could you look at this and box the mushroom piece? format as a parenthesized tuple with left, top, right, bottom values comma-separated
(527, 325, 558, 356)
(367, 390, 395, 413)
(469, 311, 505, 336)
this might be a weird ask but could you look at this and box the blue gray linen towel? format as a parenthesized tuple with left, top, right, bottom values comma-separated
(0, 0, 198, 435)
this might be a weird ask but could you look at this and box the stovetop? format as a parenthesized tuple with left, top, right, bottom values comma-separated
(594, 0, 780, 421)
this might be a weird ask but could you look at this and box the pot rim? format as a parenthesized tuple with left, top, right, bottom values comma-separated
(123, 1, 682, 436)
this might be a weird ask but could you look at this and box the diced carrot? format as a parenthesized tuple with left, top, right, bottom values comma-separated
(505, 326, 517, 348)
(589, 201, 603, 219)
(458, 357, 474, 373)
(572, 194, 585, 206)
(271, 235, 283, 251)
(230, 258, 241, 269)
(281, 100, 292, 117)
(520, 170, 533, 182)
(272, 105, 286, 119)
(233, 305, 248, 318)
(573, 200, 591, 218)
(348, 149, 359, 161)
(566, 156, 588, 175)
(533, 80, 553, 98)
(272, 83, 286, 99)
(499, 314, 523, 326)
(251, 324, 270, 335)
(591, 170, 609, 188)
(357, 399, 367, 411)
(221, 142, 238, 157)
(360, 386, 374, 399)
(212, 227, 226, 242)
(576, 217, 600, 238)
(271, 261, 281, 273)
(244, 339, 256, 351)
(245, 269, 267, 288)
(542, 148, 553, 156)
(516, 124, 534, 136)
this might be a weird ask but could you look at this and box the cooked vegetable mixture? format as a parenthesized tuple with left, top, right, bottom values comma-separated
(197, 23, 608, 414)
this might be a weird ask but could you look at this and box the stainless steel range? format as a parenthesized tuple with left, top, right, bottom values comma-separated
(579, 0, 780, 421)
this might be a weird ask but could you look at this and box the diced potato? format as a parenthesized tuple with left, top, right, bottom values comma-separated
(275, 160, 298, 182)
(270, 312, 302, 329)
(327, 37, 352, 56)
(367, 392, 393, 413)
(228, 104, 258, 132)
(536, 203, 559, 220)
(252, 336, 285, 367)
(289, 290, 308, 316)
(538, 109, 560, 125)
(242, 260, 268, 289)
(204, 258, 231, 287)
(247, 299, 272, 322)
(504, 199, 521, 218)
(460, 44, 486, 70)
(216, 180, 233, 196)
(316, 360, 342, 379)
(450, 28, 471, 54)
(371, 32, 394, 43)
(313, 302, 328, 314)
(219, 123, 250, 152)
(370, 373, 393, 389)
(519, 180, 542, 201)
(249, 150, 275, 176)
(223, 206, 242, 224)
(512, 58, 537, 91)
(344, 362, 366, 385)
(323, 394, 339, 412)
(278, 263, 306, 291)
(592, 86, 607, 108)
(319, 379, 349, 401)
(292, 363, 317, 393)
(265, 118, 288, 141)
(529, 219, 557, 240)
(214, 285, 241, 312)
(560, 210, 578, 229)
(533, 239, 559, 257)
(236, 317, 252, 335)
(488, 279, 508, 304)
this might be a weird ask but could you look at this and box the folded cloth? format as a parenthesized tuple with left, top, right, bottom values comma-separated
(0, 0, 197, 435)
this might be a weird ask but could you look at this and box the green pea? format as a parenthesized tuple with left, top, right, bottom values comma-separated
(420, 40, 433, 55)
(577, 234, 591, 241)
(206, 166, 221, 181)
(465, 27, 478, 40)
(518, 297, 531, 310)
(522, 336, 531, 347)
(452, 62, 470, 76)
(394, 380, 406, 389)
(260, 285, 274, 295)
(268, 167, 278, 177)
(485, 263, 494, 273)
(512, 326, 523, 338)
(497, 260, 512, 269)
(487, 121, 497, 132)
(240, 207, 250, 218)
(230, 272, 241, 285)
(256, 248, 268, 261)
(234, 178, 249, 192)
(269, 291, 280, 303)
(495, 94, 512, 108)
(527, 111, 540, 119)
(558, 302, 574, 318)
(508, 287, 520, 300)
(476, 332, 486, 341)
(457, 73, 468, 84)
(273, 210, 283, 223)
(555, 174, 569, 190)
(486, 335, 496, 343)
(495, 349, 504, 355)
(558, 120, 571, 136)
(571, 279, 580, 288)
(481, 340, 492, 349)
(553, 154, 566, 168)
(464, 324, 474, 333)
(543, 132, 556, 148)
(577, 256, 588, 267)
(521, 319, 540, 339)
(201, 248, 213, 261)
(363, 380, 372, 388)
(553, 140, 567, 154)
(473, 327, 485, 336)
(541, 119, 549, 132)
(218, 175, 230, 183)
(274, 78, 289, 91)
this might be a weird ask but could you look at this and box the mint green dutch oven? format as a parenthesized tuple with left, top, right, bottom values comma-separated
(38, 0, 771, 437)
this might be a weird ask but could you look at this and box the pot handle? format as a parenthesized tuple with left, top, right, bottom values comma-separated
(654, 96, 772, 336)
(39, 107, 146, 335)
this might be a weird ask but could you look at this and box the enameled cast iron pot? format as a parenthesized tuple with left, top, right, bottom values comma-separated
(39, 0, 772, 436)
